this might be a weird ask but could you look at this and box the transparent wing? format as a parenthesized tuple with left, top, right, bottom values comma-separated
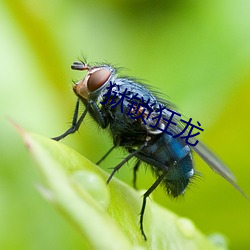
(147, 95, 247, 198)
(191, 140, 248, 199)
(158, 111, 247, 199)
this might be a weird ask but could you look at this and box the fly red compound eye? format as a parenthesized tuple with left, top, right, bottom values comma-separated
(87, 68, 111, 92)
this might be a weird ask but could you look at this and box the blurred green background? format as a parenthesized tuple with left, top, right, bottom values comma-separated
(0, 0, 250, 249)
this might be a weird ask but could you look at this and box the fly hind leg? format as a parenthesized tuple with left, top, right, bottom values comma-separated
(140, 172, 167, 240)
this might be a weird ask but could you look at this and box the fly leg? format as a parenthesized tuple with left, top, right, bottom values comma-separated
(96, 145, 116, 165)
(52, 99, 88, 141)
(140, 172, 167, 240)
(133, 160, 141, 189)
(107, 143, 146, 184)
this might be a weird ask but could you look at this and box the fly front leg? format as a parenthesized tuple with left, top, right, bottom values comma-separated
(88, 100, 108, 129)
(52, 99, 89, 141)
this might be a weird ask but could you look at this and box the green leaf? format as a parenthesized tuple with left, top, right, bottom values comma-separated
(19, 128, 227, 250)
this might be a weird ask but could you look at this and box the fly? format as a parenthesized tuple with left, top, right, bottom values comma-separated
(52, 60, 246, 240)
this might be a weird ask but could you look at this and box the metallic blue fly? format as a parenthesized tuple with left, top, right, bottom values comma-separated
(52, 60, 246, 240)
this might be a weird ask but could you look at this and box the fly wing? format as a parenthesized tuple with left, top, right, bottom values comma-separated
(149, 98, 247, 198)
(191, 140, 248, 198)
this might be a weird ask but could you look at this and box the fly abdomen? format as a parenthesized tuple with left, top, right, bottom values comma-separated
(160, 133, 194, 197)
(136, 132, 194, 197)
(163, 153, 193, 197)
